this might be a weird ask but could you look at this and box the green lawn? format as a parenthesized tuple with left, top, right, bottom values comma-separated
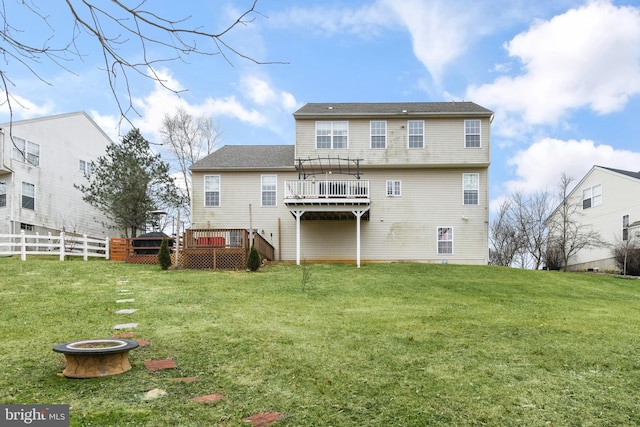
(1, 258, 639, 426)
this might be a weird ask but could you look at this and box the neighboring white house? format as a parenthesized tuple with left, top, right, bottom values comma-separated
(190, 102, 493, 266)
(0, 112, 122, 238)
(548, 165, 640, 272)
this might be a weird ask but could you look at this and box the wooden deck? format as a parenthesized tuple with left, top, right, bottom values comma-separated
(110, 229, 274, 270)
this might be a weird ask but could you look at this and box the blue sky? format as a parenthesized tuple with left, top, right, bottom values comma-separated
(2, 0, 640, 211)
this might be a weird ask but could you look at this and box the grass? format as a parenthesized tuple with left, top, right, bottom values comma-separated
(1, 258, 640, 426)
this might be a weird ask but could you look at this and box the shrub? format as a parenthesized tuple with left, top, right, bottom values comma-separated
(158, 237, 172, 270)
(543, 243, 564, 270)
(247, 246, 261, 271)
(612, 242, 640, 276)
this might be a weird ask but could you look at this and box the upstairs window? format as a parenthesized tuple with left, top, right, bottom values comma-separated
(21, 182, 35, 210)
(464, 120, 481, 148)
(204, 175, 220, 207)
(316, 121, 348, 149)
(79, 159, 93, 175)
(12, 137, 40, 166)
(582, 184, 602, 209)
(0, 180, 6, 207)
(408, 120, 424, 148)
(437, 227, 453, 254)
(261, 175, 277, 207)
(370, 121, 386, 149)
(386, 180, 401, 197)
(463, 173, 479, 205)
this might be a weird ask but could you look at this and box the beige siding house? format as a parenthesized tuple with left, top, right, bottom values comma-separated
(548, 166, 640, 271)
(190, 102, 493, 266)
(0, 112, 121, 238)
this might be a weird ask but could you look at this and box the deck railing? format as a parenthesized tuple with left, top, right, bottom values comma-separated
(285, 179, 369, 199)
(183, 228, 275, 264)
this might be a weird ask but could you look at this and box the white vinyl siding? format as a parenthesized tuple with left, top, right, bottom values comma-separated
(204, 175, 220, 207)
(370, 121, 386, 149)
(261, 175, 277, 207)
(295, 117, 490, 167)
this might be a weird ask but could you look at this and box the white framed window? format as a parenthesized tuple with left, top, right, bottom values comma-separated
(582, 184, 602, 209)
(316, 121, 348, 149)
(12, 137, 40, 166)
(386, 180, 401, 197)
(21, 182, 35, 210)
(0, 180, 6, 207)
(261, 175, 277, 207)
(204, 175, 220, 207)
(408, 120, 424, 148)
(437, 227, 453, 254)
(463, 173, 479, 205)
(370, 121, 386, 149)
(79, 159, 93, 175)
(623, 215, 630, 241)
(464, 120, 481, 148)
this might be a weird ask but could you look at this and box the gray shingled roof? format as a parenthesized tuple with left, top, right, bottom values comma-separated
(600, 166, 640, 180)
(190, 145, 295, 170)
(293, 101, 493, 117)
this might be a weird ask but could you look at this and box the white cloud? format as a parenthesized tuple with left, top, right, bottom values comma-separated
(0, 94, 55, 122)
(269, 3, 392, 39)
(96, 68, 299, 144)
(240, 74, 300, 111)
(468, 0, 640, 134)
(382, 0, 480, 83)
(89, 110, 122, 142)
(504, 137, 640, 195)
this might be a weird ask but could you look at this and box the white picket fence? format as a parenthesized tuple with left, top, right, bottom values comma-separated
(0, 231, 110, 261)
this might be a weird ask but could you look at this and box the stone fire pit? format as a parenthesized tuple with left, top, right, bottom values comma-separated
(53, 339, 139, 378)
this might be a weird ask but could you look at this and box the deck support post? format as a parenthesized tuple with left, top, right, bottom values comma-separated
(292, 210, 305, 265)
(352, 210, 366, 268)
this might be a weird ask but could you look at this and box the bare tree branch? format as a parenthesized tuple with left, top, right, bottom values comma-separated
(1, 0, 286, 122)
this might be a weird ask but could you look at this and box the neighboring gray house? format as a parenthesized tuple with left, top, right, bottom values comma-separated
(0, 112, 122, 238)
(190, 102, 493, 266)
(547, 165, 640, 271)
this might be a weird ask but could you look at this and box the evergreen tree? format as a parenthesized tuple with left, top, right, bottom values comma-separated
(158, 237, 172, 270)
(76, 129, 182, 237)
(247, 246, 261, 272)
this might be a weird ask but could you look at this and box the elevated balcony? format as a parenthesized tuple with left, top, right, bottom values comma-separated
(284, 179, 370, 220)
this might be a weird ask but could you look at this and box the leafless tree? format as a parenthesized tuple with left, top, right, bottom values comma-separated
(1, 0, 282, 123)
(611, 228, 640, 276)
(510, 189, 554, 269)
(160, 106, 219, 214)
(489, 199, 520, 266)
(546, 173, 606, 269)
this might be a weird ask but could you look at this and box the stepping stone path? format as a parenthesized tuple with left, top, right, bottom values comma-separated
(116, 309, 138, 314)
(243, 412, 286, 427)
(107, 279, 284, 426)
(144, 359, 177, 371)
(190, 393, 224, 403)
